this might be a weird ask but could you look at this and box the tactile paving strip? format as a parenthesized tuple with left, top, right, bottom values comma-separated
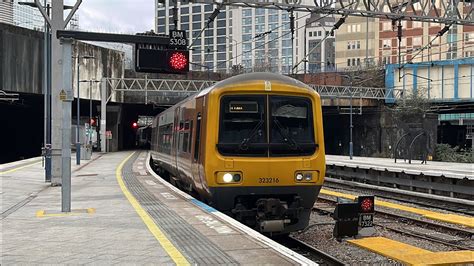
(122, 153, 238, 265)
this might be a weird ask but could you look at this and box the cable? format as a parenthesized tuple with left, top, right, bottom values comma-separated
(292, 14, 347, 72)
(398, 23, 453, 72)
(188, 4, 223, 49)
(212, 12, 332, 69)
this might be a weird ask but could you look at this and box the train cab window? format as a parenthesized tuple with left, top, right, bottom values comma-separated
(217, 95, 267, 156)
(193, 113, 201, 161)
(269, 96, 316, 156)
(217, 94, 316, 157)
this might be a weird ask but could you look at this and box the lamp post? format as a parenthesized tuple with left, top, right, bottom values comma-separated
(74, 55, 94, 165)
(18, 1, 74, 180)
(339, 74, 355, 160)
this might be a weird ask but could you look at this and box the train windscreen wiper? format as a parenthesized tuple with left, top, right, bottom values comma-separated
(273, 119, 299, 150)
(239, 119, 264, 150)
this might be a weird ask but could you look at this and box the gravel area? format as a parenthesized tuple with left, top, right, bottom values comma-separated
(321, 186, 474, 232)
(291, 198, 472, 265)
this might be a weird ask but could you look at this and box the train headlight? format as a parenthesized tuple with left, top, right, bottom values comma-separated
(223, 173, 233, 183)
(217, 172, 243, 184)
(296, 173, 304, 181)
(295, 171, 318, 183)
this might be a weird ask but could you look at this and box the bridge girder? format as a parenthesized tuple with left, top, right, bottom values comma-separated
(191, 0, 473, 25)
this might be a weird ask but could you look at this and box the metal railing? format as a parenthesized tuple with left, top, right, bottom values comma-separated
(103, 77, 404, 103)
(0, 90, 19, 102)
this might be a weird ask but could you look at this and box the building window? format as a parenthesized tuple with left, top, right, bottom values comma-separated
(347, 41, 361, 50)
(413, 36, 422, 46)
(347, 59, 351, 66)
(309, 32, 312, 37)
(204, 4, 213, 12)
(464, 32, 474, 42)
(413, 21, 422, 28)
(243, 8, 252, 17)
(382, 39, 391, 48)
(382, 21, 391, 31)
(192, 6, 201, 13)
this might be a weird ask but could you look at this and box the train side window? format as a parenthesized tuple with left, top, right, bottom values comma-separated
(182, 121, 190, 153)
(194, 113, 201, 161)
(188, 120, 193, 153)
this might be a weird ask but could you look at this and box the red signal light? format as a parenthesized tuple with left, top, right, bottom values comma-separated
(132, 122, 138, 128)
(169, 51, 188, 71)
(358, 196, 375, 213)
(90, 118, 96, 126)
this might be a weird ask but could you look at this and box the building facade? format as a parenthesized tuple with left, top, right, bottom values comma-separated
(0, 1, 79, 31)
(0, 1, 14, 25)
(155, 1, 310, 74)
(155, 0, 233, 73)
(334, 16, 379, 70)
(305, 14, 335, 73)
(378, 20, 474, 65)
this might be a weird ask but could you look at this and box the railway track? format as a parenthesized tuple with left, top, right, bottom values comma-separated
(314, 197, 474, 251)
(324, 177, 474, 216)
(277, 235, 345, 265)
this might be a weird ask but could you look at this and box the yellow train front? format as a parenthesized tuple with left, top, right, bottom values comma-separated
(150, 73, 325, 235)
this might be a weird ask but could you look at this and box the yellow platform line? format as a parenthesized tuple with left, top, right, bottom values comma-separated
(348, 237, 474, 265)
(116, 152, 190, 266)
(36, 208, 96, 218)
(348, 237, 432, 264)
(1, 161, 41, 175)
(320, 188, 474, 228)
(400, 250, 474, 266)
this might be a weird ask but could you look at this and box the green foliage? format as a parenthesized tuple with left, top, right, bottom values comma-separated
(434, 143, 474, 163)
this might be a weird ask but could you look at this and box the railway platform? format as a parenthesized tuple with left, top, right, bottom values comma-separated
(326, 155, 473, 179)
(325, 155, 473, 201)
(1, 151, 312, 265)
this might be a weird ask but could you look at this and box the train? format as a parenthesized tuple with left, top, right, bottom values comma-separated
(136, 125, 152, 149)
(150, 72, 326, 235)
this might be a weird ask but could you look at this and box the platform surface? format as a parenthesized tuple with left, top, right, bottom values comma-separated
(1, 151, 312, 265)
(326, 155, 474, 179)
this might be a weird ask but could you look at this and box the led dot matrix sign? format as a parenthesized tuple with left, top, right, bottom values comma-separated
(135, 30, 189, 74)
(357, 196, 375, 228)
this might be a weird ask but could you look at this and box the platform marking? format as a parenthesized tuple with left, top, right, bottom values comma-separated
(348, 237, 474, 265)
(36, 208, 95, 218)
(320, 188, 474, 228)
(116, 152, 190, 266)
(195, 215, 234, 234)
(160, 192, 177, 200)
(0, 161, 41, 175)
(145, 180, 157, 186)
(145, 153, 318, 266)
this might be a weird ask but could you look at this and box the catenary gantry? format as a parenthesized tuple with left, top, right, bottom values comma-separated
(191, 0, 473, 25)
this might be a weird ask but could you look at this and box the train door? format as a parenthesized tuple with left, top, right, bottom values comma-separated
(191, 97, 206, 195)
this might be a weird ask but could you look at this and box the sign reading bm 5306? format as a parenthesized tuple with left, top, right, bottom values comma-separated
(169, 30, 187, 48)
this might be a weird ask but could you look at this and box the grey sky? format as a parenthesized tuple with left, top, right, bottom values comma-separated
(75, 0, 155, 33)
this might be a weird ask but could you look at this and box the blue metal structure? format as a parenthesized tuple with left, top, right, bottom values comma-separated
(385, 58, 474, 103)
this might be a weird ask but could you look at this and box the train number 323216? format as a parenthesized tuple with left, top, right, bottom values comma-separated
(258, 177, 279, 183)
